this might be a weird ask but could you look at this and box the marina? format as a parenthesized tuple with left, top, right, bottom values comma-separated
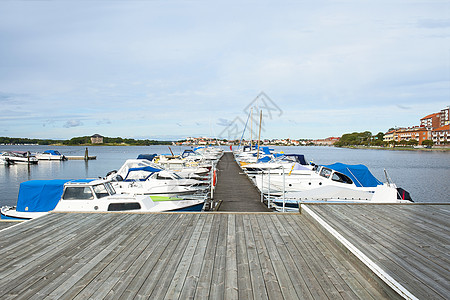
(0, 150, 448, 299)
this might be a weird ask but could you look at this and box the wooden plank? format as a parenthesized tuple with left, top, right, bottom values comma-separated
(209, 214, 228, 300)
(164, 214, 207, 299)
(69, 214, 169, 299)
(178, 214, 214, 299)
(242, 214, 269, 300)
(0, 213, 120, 297)
(146, 214, 201, 300)
(195, 214, 221, 299)
(256, 214, 300, 299)
(32, 214, 141, 299)
(249, 214, 284, 299)
(114, 214, 195, 299)
(234, 214, 253, 299)
(224, 214, 238, 299)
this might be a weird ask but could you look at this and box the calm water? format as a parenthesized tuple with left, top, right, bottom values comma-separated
(1, 145, 449, 206)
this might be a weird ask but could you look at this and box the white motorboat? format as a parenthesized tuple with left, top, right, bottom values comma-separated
(105, 159, 209, 196)
(1, 178, 205, 220)
(1, 151, 38, 164)
(35, 150, 67, 161)
(261, 163, 413, 209)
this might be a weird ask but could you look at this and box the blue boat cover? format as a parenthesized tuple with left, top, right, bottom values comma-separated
(124, 166, 161, 181)
(322, 163, 382, 187)
(137, 154, 157, 161)
(43, 150, 62, 155)
(16, 180, 71, 212)
(284, 154, 307, 165)
(257, 156, 272, 163)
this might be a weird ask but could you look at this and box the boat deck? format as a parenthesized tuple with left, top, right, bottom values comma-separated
(213, 152, 272, 212)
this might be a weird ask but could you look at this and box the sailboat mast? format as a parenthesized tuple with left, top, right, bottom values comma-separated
(256, 110, 262, 160)
(250, 107, 253, 148)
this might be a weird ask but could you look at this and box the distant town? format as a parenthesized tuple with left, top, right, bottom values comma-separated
(1, 106, 449, 148)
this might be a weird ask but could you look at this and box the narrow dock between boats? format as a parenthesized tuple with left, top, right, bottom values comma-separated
(212, 152, 272, 212)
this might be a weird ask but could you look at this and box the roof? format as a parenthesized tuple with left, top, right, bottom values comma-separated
(91, 134, 103, 138)
(421, 113, 440, 120)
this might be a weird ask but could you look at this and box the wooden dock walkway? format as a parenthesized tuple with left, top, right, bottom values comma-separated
(0, 204, 447, 299)
(213, 152, 271, 212)
(0, 211, 398, 300)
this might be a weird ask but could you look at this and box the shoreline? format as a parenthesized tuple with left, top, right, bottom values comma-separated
(340, 145, 450, 152)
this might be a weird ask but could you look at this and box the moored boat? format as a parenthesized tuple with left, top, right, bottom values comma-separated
(35, 150, 67, 161)
(1, 151, 38, 164)
(1, 178, 205, 220)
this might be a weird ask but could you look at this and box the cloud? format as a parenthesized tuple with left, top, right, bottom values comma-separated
(63, 119, 83, 128)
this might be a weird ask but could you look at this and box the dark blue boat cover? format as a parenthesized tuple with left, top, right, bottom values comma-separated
(322, 163, 382, 187)
(137, 154, 157, 160)
(16, 179, 71, 212)
(43, 150, 62, 155)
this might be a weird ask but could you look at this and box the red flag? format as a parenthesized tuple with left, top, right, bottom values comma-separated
(229, 145, 232, 151)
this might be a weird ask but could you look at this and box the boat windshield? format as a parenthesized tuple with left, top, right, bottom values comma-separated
(104, 182, 116, 195)
(93, 184, 110, 199)
(330, 172, 353, 184)
(319, 167, 332, 178)
(62, 187, 94, 200)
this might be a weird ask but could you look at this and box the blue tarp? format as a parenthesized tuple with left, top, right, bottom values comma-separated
(16, 180, 71, 212)
(322, 163, 382, 187)
(43, 150, 62, 156)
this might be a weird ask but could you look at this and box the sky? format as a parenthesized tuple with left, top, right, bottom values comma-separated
(0, 1, 449, 140)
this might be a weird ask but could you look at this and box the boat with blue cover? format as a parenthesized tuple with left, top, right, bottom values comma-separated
(35, 150, 67, 161)
(1, 178, 205, 220)
(258, 162, 413, 209)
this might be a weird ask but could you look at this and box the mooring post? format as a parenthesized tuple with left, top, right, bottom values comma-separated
(84, 147, 88, 161)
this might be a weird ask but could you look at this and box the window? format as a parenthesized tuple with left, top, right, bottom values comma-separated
(319, 168, 332, 178)
(331, 172, 353, 184)
(93, 184, 110, 199)
(62, 187, 94, 200)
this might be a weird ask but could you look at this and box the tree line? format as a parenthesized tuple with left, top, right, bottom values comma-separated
(333, 131, 434, 147)
(0, 136, 172, 146)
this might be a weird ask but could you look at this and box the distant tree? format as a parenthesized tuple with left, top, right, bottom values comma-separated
(422, 140, 434, 147)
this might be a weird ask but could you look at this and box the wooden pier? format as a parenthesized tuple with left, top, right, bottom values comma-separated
(213, 152, 271, 212)
(0, 204, 448, 299)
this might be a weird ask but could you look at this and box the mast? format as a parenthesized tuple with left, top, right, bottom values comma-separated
(250, 107, 253, 148)
(256, 110, 262, 160)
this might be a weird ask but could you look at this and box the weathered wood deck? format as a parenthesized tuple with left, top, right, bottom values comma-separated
(304, 204, 450, 300)
(0, 211, 398, 299)
(213, 152, 272, 212)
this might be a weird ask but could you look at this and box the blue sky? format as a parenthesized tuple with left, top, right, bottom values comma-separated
(0, 1, 448, 140)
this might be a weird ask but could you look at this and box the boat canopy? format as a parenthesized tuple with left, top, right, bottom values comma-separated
(124, 166, 161, 181)
(137, 154, 157, 161)
(322, 163, 382, 187)
(43, 150, 62, 155)
(284, 154, 307, 165)
(16, 180, 71, 212)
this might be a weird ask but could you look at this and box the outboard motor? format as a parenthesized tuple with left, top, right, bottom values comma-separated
(396, 188, 413, 202)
